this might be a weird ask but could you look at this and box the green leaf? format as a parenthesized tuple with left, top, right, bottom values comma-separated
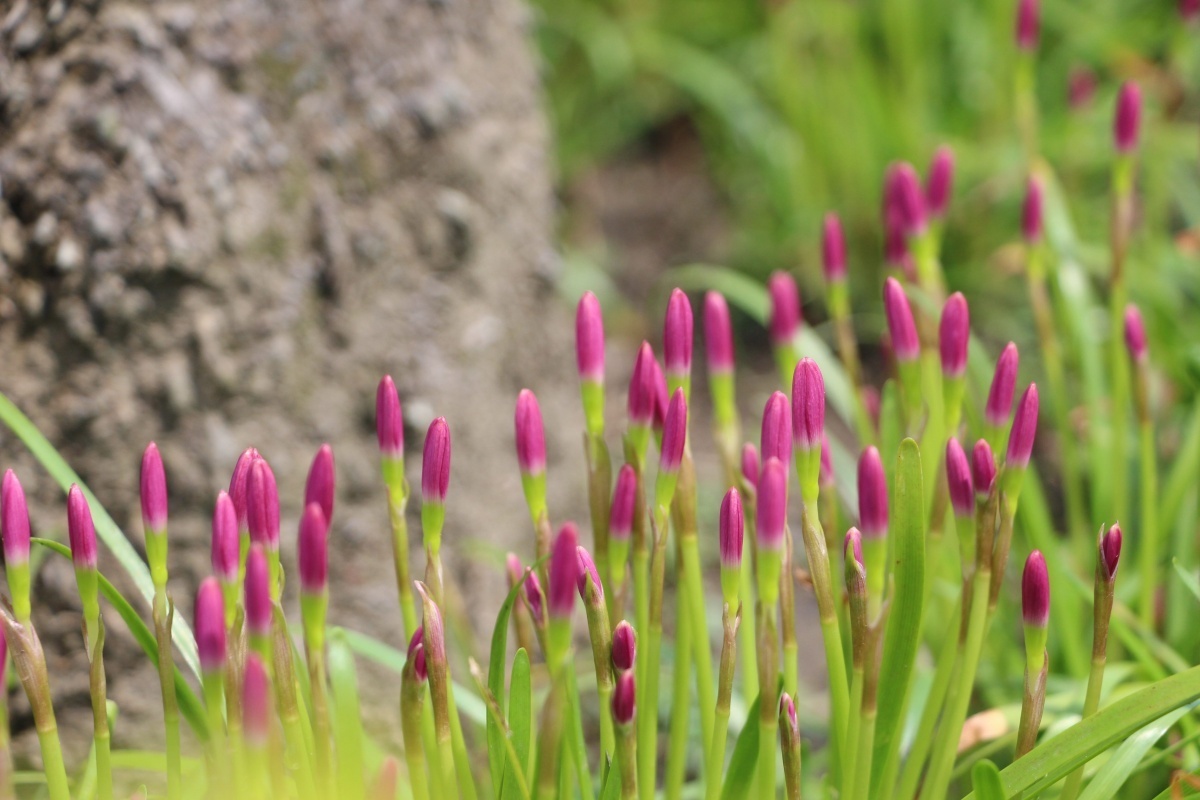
(1172, 559, 1200, 605)
(962, 665, 1200, 799)
(502, 649, 533, 800)
(720, 693, 762, 800)
(329, 630, 366, 799)
(1077, 702, 1198, 800)
(598, 754, 621, 800)
(970, 759, 1005, 800)
(871, 439, 925, 794)
(29, 538, 209, 741)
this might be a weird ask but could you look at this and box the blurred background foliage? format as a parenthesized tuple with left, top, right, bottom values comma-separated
(532, 0, 1200, 390)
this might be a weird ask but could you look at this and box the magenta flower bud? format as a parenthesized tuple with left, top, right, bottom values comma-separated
(67, 484, 98, 570)
(229, 447, 259, 531)
(780, 692, 799, 738)
(407, 627, 428, 683)
(884, 216, 911, 269)
(1015, 0, 1039, 51)
(1, 470, 30, 565)
(844, 528, 864, 569)
(650, 356, 669, 433)
(576, 545, 604, 603)
(822, 213, 847, 282)
(612, 670, 636, 727)
(211, 491, 239, 583)
(704, 291, 735, 374)
(628, 341, 658, 427)
(742, 443, 760, 491)
(1114, 81, 1142, 154)
(756, 458, 788, 552)
(1184, 0, 1200, 21)
(422, 417, 451, 504)
(298, 502, 329, 595)
(244, 545, 272, 638)
(1069, 67, 1097, 110)
(1021, 550, 1049, 627)
(514, 389, 547, 476)
(524, 569, 546, 626)
(549, 523, 580, 619)
(195, 577, 227, 674)
(1022, 177, 1044, 244)
(247, 457, 280, 548)
(791, 358, 825, 451)
(664, 288, 694, 379)
(945, 439, 975, 517)
(893, 163, 928, 236)
(612, 620, 637, 672)
(768, 272, 801, 347)
(939, 292, 970, 379)
(985, 343, 1020, 427)
(576, 291, 605, 383)
(376, 375, 404, 458)
(305, 444, 336, 524)
(926, 146, 955, 219)
(760, 391, 793, 470)
(659, 388, 688, 473)
(720, 488, 744, 569)
(820, 435, 834, 489)
(1100, 523, 1123, 581)
(972, 439, 998, 498)
(506, 554, 523, 586)
(140, 442, 168, 533)
(884, 278, 920, 363)
(610, 465, 637, 542)
(1006, 384, 1040, 469)
(1124, 304, 1148, 363)
(243, 653, 271, 745)
(857, 446, 888, 539)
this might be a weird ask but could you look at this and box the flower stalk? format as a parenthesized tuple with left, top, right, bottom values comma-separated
(377, 375, 419, 638)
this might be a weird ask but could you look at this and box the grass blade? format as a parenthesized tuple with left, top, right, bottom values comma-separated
(1077, 702, 1197, 800)
(971, 759, 1005, 800)
(501, 649, 533, 800)
(720, 692, 763, 800)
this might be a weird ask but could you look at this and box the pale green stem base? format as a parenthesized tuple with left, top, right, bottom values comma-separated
(36, 726, 70, 800)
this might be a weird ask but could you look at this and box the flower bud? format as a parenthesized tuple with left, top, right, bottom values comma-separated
(195, 577, 227, 674)
(140, 442, 168, 534)
(704, 291, 735, 374)
(612, 620, 636, 672)
(756, 458, 788, 553)
(612, 671, 636, 727)
(376, 375, 405, 459)
(523, 569, 546, 626)
(407, 626, 428, 682)
(1, 470, 30, 566)
(298, 502, 329, 595)
(791, 358, 825, 451)
(1124, 304, 1147, 363)
(229, 447, 259, 532)
(628, 341, 658, 428)
(610, 464, 637, 543)
(844, 528, 864, 570)
(244, 545, 272, 639)
(1022, 177, 1043, 244)
(1100, 523, 1122, 582)
(515, 389, 547, 476)
(422, 417, 452, 504)
(741, 443, 760, 491)
(576, 291, 605, 384)
(938, 292, 970, 379)
(649, 356, 668, 434)
(884, 278, 920, 363)
(760, 391, 793, 472)
(857, 446, 888, 539)
(1114, 81, 1142, 154)
(576, 545, 604, 604)
(247, 457, 280, 552)
(768, 272, 801, 347)
(820, 435, 834, 489)
(1007, 384, 1040, 469)
(1069, 67, 1097, 110)
(1184, 0, 1200, 20)
(720, 488, 744, 572)
(659, 388, 687, 474)
(549, 523, 580, 620)
(926, 146, 955, 219)
(1015, 0, 1039, 51)
(242, 653, 271, 746)
(211, 491, 239, 584)
(1021, 550, 1049, 627)
(67, 484, 98, 570)
(822, 213, 847, 282)
(305, 444, 336, 525)
(780, 692, 800, 740)
(945, 439, 975, 517)
(415, 581, 447, 674)
(892, 163, 928, 236)
(972, 439, 998, 498)
(664, 288, 694, 383)
(985, 343, 1020, 428)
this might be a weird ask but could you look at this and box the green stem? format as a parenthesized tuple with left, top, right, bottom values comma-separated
(1059, 657, 1108, 800)
(87, 619, 113, 800)
(680, 537, 716, 747)
(202, 673, 227, 798)
(1015, 653, 1048, 759)
(842, 668, 864, 800)
(617, 721, 638, 800)
(35, 726, 70, 800)
(639, 506, 671, 800)
(705, 608, 739, 800)
(780, 527, 798, 700)
(757, 604, 779, 800)
(305, 639, 333, 797)
(1138, 419, 1159, 628)
(565, 665, 595, 800)
(153, 590, 183, 800)
(800, 507, 849, 767)
(665, 591, 692, 800)
(1109, 277, 1130, 527)
(387, 491, 419, 640)
(853, 708, 878, 800)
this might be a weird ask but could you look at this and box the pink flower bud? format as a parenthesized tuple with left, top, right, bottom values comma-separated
(549, 523, 580, 619)
(664, 288, 694, 379)
(985, 343, 1020, 427)
(1007, 384, 1040, 469)
(1022, 550, 1049, 627)
(610, 465, 637, 543)
(195, 577, 227, 674)
(704, 291, 735, 374)
(422, 417, 451, 504)
(892, 163, 928, 236)
(247, 457, 280, 549)
(822, 213, 847, 282)
(523, 569, 546, 626)
(756, 458, 788, 552)
(791, 358, 825, 451)
(407, 626, 428, 682)
(972, 440, 998, 498)
(612, 620, 636, 672)
(304, 444, 336, 524)
(1114, 81, 1142, 154)
(1184, 0, 1200, 21)
(650, 356, 668, 433)
(720, 488, 744, 569)
(67, 484, 98, 570)
(857, 447, 888, 539)
(244, 545, 272, 638)
(612, 671, 636, 726)
(945, 439, 975, 517)
(576, 292, 605, 383)
(844, 527, 864, 568)
(576, 545, 604, 603)
(1100, 523, 1122, 581)
(2, 470, 30, 565)
(1015, 0, 1039, 51)
(376, 376, 404, 458)
(1124, 304, 1147, 363)
(211, 491, 239, 584)
(1068, 66, 1097, 110)
(938, 292, 970, 378)
(760, 391, 793, 471)
(926, 146, 955, 219)
(242, 653, 271, 746)
(884, 216, 911, 269)
(416, 582, 446, 673)
(628, 342, 658, 427)
(780, 692, 800, 738)
(820, 434, 834, 489)
(298, 502, 329, 595)
(768, 272, 801, 347)
(506, 554, 523, 587)
(514, 389, 547, 476)
(741, 443, 760, 491)
(884, 278, 920, 363)
(659, 388, 688, 473)
(140, 442, 168, 533)
(1022, 177, 1044, 244)
(229, 447, 259, 531)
